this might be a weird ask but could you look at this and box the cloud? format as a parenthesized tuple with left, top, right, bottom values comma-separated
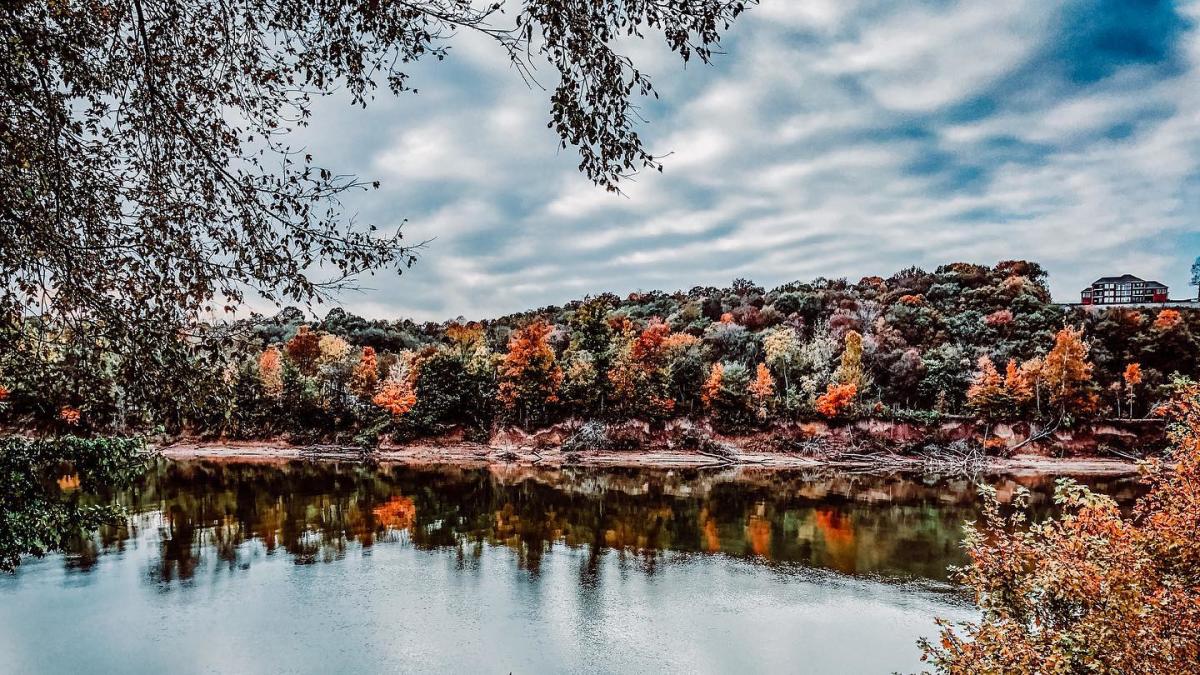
(287, 0, 1200, 322)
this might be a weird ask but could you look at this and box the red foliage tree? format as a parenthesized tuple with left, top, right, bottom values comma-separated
(285, 325, 322, 374)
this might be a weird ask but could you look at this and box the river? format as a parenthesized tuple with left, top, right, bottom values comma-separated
(0, 460, 1141, 674)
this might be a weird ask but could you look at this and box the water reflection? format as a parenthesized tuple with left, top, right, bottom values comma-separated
(63, 459, 1140, 583)
(2, 460, 1143, 674)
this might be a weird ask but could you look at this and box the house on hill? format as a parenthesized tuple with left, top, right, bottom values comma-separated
(1080, 275, 1168, 305)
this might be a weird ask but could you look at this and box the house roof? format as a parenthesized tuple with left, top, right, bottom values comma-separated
(1088, 274, 1167, 288)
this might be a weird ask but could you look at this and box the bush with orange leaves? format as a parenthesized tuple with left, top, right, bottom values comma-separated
(920, 378, 1200, 673)
(372, 361, 417, 416)
(58, 406, 81, 426)
(815, 383, 856, 418)
(1153, 308, 1182, 330)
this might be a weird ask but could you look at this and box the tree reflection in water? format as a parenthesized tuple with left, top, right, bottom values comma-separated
(59, 459, 1141, 584)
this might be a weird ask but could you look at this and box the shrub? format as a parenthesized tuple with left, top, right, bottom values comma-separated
(920, 380, 1200, 672)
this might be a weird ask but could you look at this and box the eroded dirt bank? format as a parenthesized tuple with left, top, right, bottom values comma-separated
(161, 417, 1163, 476)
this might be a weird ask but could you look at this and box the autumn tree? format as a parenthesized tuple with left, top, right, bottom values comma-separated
(1015, 357, 1045, 415)
(258, 347, 284, 397)
(1042, 326, 1097, 416)
(1001, 359, 1032, 410)
(317, 334, 351, 367)
(701, 362, 753, 431)
(497, 320, 563, 428)
(702, 363, 724, 410)
(1123, 362, 1142, 419)
(966, 356, 1009, 419)
(561, 350, 601, 415)
(373, 362, 417, 417)
(1153, 308, 1182, 330)
(762, 326, 802, 393)
(748, 363, 776, 421)
(834, 329, 866, 392)
(444, 322, 492, 374)
(285, 326, 322, 375)
(350, 347, 380, 401)
(815, 383, 856, 419)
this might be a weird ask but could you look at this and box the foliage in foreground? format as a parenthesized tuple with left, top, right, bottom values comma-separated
(2, 0, 751, 386)
(0, 436, 151, 572)
(920, 379, 1200, 673)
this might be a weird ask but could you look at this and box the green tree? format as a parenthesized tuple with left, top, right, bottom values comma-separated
(1, 437, 150, 571)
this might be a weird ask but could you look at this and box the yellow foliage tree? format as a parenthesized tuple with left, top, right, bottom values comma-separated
(316, 334, 351, 366)
(834, 329, 864, 391)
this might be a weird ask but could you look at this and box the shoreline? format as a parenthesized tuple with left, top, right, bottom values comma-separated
(159, 440, 1143, 476)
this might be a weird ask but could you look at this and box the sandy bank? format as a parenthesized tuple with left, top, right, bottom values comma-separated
(159, 440, 1141, 476)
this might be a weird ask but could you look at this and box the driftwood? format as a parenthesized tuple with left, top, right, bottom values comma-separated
(1009, 416, 1064, 453)
(825, 440, 988, 477)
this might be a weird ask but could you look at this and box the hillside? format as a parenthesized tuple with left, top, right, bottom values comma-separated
(2, 260, 1197, 446)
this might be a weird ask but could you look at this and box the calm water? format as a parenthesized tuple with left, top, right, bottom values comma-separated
(0, 460, 1140, 674)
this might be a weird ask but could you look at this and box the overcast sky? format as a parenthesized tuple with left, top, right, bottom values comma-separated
(292, 0, 1200, 321)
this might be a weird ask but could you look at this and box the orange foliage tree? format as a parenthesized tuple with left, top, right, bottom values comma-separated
(350, 347, 380, 400)
(58, 406, 81, 425)
(815, 383, 856, 419)
(258, 346, 284, 397)
(1003, 359, 1033, 409)
(921, 380, 1200, 672)
(1123, 362, 1142, 418)
(966, 355, 1008, 419)
(1041, 326, 1096, 416)
(372, 364, 417, 416)
(497, 320, 562, 427)
(701, 362, 724, 409)
(748, 363, 775, 420)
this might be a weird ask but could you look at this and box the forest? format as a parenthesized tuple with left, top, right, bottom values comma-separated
(1, 260, 1197, 444)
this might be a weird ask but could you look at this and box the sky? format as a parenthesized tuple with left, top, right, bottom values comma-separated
(291, 0, 1200, 321)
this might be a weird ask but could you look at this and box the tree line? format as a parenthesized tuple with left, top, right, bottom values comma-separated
(2, 260, 1197, 442)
